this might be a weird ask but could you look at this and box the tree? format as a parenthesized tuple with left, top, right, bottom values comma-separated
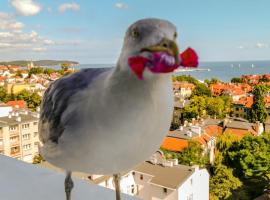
(177, 140, 208, 166)
(33, 154, 45, 164)
(29, 67, 43, 75)
(43, 68, 56, 75)
(231, 77, 244, 83)
(27, 92, 42, 110)
(205, 78, 220, 86)
(206, 97, 225, 118)
(227, 134, 270, 179)
(173, 75, 199, 85)
(248, 85, 268, 123)
(224, 133, 270, 199)
(216, 133, 239, 152)
(0, 87, 8, 102)
(191, 83, 211, 97)
(15, 90, 41, 110)
(183, 96, 206, 120)
(210, 164, 242, 200)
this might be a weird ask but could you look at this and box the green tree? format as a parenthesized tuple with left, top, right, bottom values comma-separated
(28, 93, 42, 110)
(15, 90, 41, 110)
(248, 85, 268, 123)
(178, 140, 208, 166)
(206, 97, 225, 118)
(210, 164, 242, 200)
(29, 67, 44, 75)
(0, 86, 8, 102)
(231, 77, 244, 83)
(43, 68, 56, 75)
(33, 154, 45, 164)
(216, 133, 239, 152)
(224, 133, 270, 198)
(191, 83, 211, 97)
(16, 89, 31, 101)
(205, 78, 220, 86)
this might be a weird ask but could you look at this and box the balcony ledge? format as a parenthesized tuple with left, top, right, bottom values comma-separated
(0, 155, 138, 200)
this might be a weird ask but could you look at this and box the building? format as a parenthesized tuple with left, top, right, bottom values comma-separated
(0, 105, 13, 117)
(92, 152, 209, 200)
(5, 83, 33, 94)
(162, 119, 222, 163)
(0, 110, 40, 162)
(6, 100, 27, 109)
(223, 117, 263, 138)
(172, 99, 190, 126)
(173, 81, 195, 98)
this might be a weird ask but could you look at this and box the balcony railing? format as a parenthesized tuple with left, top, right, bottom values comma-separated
(10, 132, 19, 137)
(10, 141, 20, 147)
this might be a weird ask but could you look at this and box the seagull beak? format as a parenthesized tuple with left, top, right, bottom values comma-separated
(140, 38, 180, 65)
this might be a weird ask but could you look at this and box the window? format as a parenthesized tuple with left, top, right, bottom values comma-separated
(10, 136, 19, 142)
(34, 132, 38, 137)
(140, 174, 143, 180)
(187, 194, 193, 200)
(236, 107, 239, 111)
(190, 178, 193, 185)
(33, 122, 38, 126)
(23, 144, 31, 150)
(22, 124, 30, 129)
(132, 171, 135, 176)
(131, 185, 135, 194)
(11, 146, 20, 154)
(9, 125, 17, 131)
(163, 188, 167, 193)
(22, 133, 31, 140)
(34, 142, 39, 148)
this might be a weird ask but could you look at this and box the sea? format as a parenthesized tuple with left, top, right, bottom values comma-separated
(70, 60, 270, 83)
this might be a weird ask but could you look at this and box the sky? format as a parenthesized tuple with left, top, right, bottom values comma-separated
(0, 0, 270, 64)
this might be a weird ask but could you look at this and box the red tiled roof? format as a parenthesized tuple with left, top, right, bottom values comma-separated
(6, 100, 26, 108)
(223, 127, 256, 139)
(161, 137, 189, 152)
(204, 125, 223, 137)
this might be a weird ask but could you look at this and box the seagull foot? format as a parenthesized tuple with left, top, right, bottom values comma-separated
(113, 174, 121, 200)
(65, 171, 74, 200)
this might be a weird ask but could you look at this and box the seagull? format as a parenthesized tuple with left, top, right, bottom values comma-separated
(39, 18, 181, 200)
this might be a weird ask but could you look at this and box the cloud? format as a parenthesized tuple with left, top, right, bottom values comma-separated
(10, 0, 42, 16)
(115, 2, 128, 9)
(0, 29, 55, 50)
(32, 47, 47, 52)
(0, 12, 24, 31)
(59, 3, 80, 13)
(255, 42, 269, 49)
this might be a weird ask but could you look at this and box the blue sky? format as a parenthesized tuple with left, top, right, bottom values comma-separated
(0, 0, 270, 64)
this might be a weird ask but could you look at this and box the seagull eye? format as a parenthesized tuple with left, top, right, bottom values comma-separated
(174, 32, 177, 39)
(131, 29, 140, 39)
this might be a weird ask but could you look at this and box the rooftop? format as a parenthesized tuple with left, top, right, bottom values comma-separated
(134, 161, 197, 190)
(0, 113, 38, 127)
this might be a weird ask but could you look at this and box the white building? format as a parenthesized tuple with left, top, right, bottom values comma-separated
(93, 152, 209, 200)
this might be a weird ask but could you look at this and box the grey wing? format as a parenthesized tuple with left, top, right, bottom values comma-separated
(39, 68, 112, 144)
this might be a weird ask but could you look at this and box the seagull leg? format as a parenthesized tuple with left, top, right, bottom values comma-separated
(113, 174, 121, 200)
(65, 171, 74, 200)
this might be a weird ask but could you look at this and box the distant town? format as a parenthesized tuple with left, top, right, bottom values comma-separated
(0, 62, 269, 200)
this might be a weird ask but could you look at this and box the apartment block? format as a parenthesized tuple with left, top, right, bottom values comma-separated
(0, 110, 40, 163)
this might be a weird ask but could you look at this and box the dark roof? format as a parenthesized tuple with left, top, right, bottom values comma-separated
(0, 114, 38, 127)
(134, 162, 196, 189)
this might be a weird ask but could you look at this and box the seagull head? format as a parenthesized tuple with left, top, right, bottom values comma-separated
(118, 18, 180, 79)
